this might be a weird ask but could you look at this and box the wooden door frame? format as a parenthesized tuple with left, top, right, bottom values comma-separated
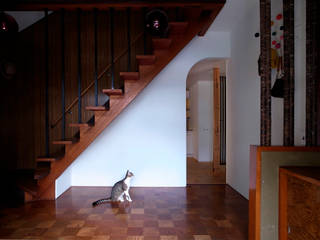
(213, 67, 226, 174)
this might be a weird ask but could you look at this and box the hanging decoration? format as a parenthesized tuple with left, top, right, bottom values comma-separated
(270, 12, 284, 98)
(145, 9, 168, 37)
(0, 12, 18, 33)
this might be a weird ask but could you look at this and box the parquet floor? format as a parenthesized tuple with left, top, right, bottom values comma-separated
(0, 185, 248, 240)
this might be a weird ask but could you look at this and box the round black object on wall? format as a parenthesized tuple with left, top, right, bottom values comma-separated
(0, 12, 19, 34)
(145, 9, 168, 37)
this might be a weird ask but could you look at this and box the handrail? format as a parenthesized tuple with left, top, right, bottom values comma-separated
(51, 31, 144, 128)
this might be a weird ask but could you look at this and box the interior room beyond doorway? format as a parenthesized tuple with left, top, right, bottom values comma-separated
(186, 58, 227, 184)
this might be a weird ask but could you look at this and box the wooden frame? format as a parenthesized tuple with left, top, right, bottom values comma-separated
(249, 145, 320, 240)
(283, 0, 294, 146)
(279, 167, 320, 240)
(213, 68, 220, 171)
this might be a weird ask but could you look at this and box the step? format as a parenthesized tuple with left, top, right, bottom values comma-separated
(152, 38, 172, 50)
(36, 155, 63, 162)
(102, 89, 123, 96)
(34, 167, 50, 180)
(136, 55, 156, 65)
(169, 22, 189, 35)
(69, 122, 92, 127)
(120, 72, 140, 80)
(85, 105, 108, 111)
(52, 138, 79, 145)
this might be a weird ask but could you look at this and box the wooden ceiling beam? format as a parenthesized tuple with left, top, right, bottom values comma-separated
(1, 0, 225, 11)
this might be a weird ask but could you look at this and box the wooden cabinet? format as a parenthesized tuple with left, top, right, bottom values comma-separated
(279, 167, 320, 240)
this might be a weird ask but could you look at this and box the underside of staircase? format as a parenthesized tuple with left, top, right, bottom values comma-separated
(15, 7, 223, 202)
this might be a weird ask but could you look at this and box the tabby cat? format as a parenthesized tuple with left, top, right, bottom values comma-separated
(92, 170, 134, 206)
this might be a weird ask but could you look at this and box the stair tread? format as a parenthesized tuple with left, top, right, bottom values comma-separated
(52, 138, 79, 145)
(85, 106, 108, 111)
(69, 122, 92, 127)
(102, 89, 123, 95)
(36, 154, 63, 162)
(34, 167, 50, 180)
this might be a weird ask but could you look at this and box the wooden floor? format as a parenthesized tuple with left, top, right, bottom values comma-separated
(0, 185, 247, 240)
(187, 157, 226, 184)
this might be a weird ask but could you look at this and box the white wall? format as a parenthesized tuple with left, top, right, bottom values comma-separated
(197, 80, 214, 162)
(294, 0, 306, 146)
(227, 0, 260, 198)
(55, 167, 72, 199)
(56, 31, 230, 197)
(188, 80, 213, 162)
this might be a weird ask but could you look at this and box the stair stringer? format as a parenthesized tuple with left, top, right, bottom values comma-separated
(36, 20, 206, 200)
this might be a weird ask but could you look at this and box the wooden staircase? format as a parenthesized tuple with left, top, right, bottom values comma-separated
(18, 14, 221, 201)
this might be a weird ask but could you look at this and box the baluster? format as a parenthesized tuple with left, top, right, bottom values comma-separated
(94, 8, 98, 106)
(110, 8, 115, 89)
(44, 9, 49, 155)
(143, 7, 147, 54)
(77, 9, 82, 123)
(127, 8, 131, 72)
(61, 9, 65, 139)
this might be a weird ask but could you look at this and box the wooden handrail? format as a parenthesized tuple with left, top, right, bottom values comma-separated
(51, 31, 144, 128)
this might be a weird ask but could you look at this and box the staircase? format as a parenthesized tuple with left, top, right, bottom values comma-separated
(15, 8, 223, 201)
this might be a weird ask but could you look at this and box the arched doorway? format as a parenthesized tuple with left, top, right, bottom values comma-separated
(186, 58, 227, 184)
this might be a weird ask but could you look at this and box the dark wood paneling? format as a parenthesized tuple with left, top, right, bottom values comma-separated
(306, 0, 320, 146)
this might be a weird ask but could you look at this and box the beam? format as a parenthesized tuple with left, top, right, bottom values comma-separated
(1, 0, 225, 11)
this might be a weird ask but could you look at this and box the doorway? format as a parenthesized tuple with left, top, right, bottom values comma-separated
(186, 59, 227, 184)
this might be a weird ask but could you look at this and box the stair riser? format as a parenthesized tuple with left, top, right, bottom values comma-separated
(120, 72, 140, 81)
(137, 58, 156, 65)
(152, 39, 172, 50)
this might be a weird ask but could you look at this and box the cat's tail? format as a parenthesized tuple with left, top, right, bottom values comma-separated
(92, 197, 111, 206)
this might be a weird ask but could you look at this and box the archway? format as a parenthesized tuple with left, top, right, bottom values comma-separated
(186, 58, 227, 184)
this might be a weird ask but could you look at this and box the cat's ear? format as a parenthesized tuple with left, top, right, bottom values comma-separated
(126, 170, 129, 176)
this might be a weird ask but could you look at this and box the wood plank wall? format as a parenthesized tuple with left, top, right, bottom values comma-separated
(0, 8, 177, 170)
(306, 0, 320, 146)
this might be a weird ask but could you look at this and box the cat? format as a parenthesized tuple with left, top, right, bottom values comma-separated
(92, 170, 134, 206)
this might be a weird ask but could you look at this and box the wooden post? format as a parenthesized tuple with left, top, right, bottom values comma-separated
(306, 0, 320, 146)
(260, 0, 271, 146)
(213, 68, 220, 171)
(283, 0, 295, 146)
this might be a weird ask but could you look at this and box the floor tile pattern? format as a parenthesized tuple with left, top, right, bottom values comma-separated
(0, 185, 248, 240)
